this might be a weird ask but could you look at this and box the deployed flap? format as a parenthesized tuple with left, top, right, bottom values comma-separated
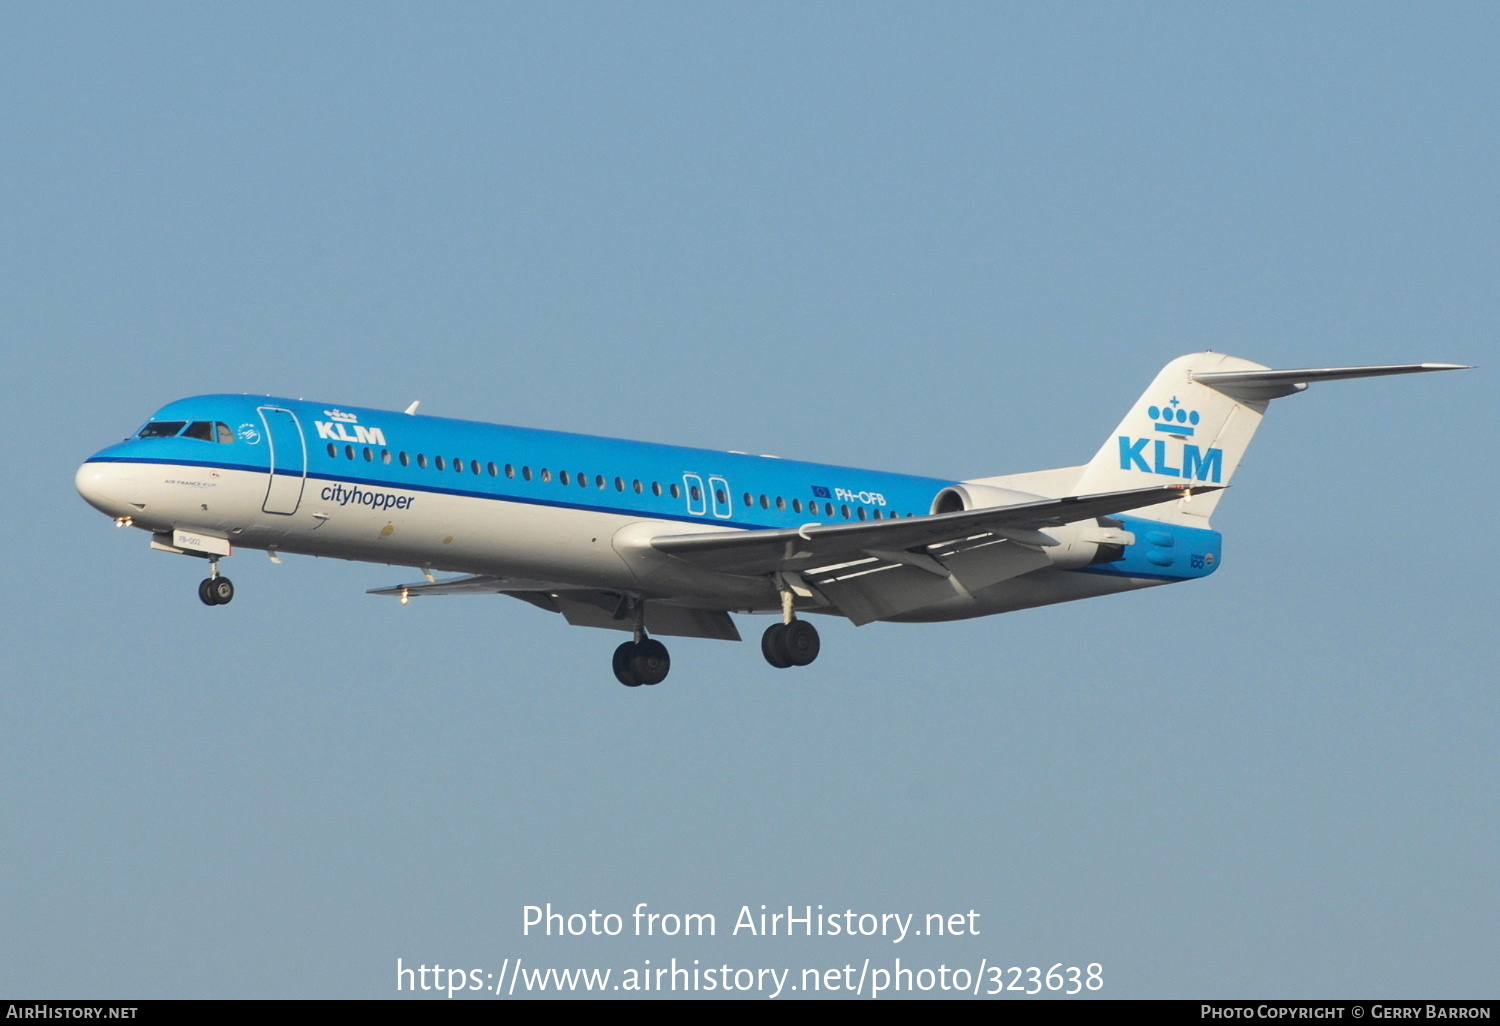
(553, 595, 742, 641)
(649, 483, 1209, 577)
(813, 563, 963, 626)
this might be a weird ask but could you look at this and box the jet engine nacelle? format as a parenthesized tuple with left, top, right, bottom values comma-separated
(930, 483, 1134, 569)
(930, 483, 1047, 515)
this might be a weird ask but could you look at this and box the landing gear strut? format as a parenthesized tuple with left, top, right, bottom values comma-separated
(198, 559, 234, 607)
(612, 599, 670, 687)
(761, 577, 820, 668)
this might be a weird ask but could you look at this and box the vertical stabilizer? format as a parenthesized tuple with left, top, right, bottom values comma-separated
(1072, 353, 1273, 526)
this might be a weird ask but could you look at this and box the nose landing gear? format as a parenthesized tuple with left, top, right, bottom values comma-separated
(198, 559, 234, 606)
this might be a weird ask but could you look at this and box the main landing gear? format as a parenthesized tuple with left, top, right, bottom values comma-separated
(761, 619, 820, 668)
(613, 598, 670, 687)
(613, 637, 670, 687)
(198, 559, 234, 607)
(761, 578, 820, 669)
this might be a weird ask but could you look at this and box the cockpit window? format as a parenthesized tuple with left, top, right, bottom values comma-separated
(216, 422, 235, 443)
(138, 421, 187, 438)
(182, 421, 215, 441)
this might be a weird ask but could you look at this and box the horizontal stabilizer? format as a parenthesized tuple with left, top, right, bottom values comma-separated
(1192, 362, 1471, 401)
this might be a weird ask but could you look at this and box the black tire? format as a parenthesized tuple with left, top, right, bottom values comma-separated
(612, 642, 641, 687)
(782, 619, 820, 666)
(209, 577, 235, 605)
(630, 638, 670, 686)
(761, 623, 793, 668)
(198, 578, 219, 606)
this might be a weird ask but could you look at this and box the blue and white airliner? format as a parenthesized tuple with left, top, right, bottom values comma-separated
(76, 353, 1466, 686)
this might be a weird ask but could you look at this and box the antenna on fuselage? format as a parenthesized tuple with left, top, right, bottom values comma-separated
(404, 401, 421, 415)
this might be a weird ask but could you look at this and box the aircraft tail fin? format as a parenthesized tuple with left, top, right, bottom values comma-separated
(1070, 353, 1469, 526)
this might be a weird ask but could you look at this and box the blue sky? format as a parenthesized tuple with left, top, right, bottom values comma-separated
(2, 3, 1495, 998)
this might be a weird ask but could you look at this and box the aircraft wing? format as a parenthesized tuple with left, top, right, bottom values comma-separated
(366, 577, 741, 640)
(649, 483, 1214, 577)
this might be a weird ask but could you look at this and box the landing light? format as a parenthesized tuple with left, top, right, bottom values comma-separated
(114, 516, 133, 528)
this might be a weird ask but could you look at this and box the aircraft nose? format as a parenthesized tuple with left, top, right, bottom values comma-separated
(75, 460, 141, 517)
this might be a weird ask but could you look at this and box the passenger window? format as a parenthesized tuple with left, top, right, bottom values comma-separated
(652, 482, 663, 497)
(560, 470, 570, 484)
(345, 445, 355, 460)
(614, 477, 625, 492)
(760, 494, 769, 509)
(418, 454, 428, 469)
(872, 509, 881, 519)
(327, 443, 338, 458)
(776, 497, 786, 511)
(488, 462, 498, 477)
(436, 456, 446, 470)
(505, 464, 516, 478)
(541, 468, 551, 482)
(454, 457, 463, 473)
(383, 449, 392, 464)
(690, 485, 702, 502)
(793, 499, 803, 513)
(841, 505, 850, 519)
(669, 483, 680, 499)
(472, 460, 481, 475)
(183, 421, 214, 441)
(522, 466, 532, 481)
(363, 447, 373, 462)
(743, 492, 753, 507)
(856, 507, 866, 521)
(216, 422, 235, 444)
(595, 475, 605, 489)
(633, 479, 643, 494)
(138, 421, 186, 438)
(400, 452, 410, 467)
(578, 472, 588, 488)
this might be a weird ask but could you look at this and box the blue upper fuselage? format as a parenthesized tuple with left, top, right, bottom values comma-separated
(85, 394, 957, 530)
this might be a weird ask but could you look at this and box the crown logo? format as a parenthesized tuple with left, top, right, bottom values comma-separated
(323, 409, 359, 423)
(1147, 397, 1200, 436)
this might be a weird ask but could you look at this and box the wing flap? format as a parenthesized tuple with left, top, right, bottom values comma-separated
(551, 594, 742, 641)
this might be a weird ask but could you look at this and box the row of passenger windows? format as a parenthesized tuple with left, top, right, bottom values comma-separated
(324, 441, 920, 520)
(741, 491, 898, 520)
(326, 442, 683, 497)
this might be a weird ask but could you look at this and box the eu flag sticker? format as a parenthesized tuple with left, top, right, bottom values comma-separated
(811, 485, 831, 498)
